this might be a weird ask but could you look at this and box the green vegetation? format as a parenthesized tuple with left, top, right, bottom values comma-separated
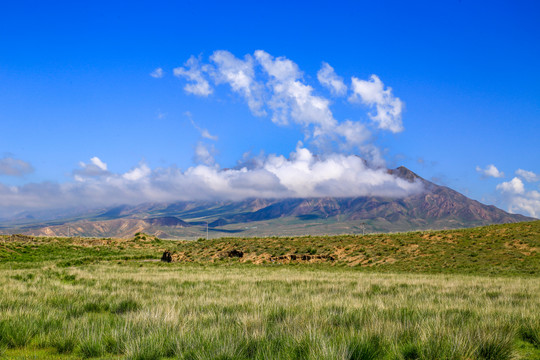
(0, 222, 538, 359)
(171, 221, 540, 276)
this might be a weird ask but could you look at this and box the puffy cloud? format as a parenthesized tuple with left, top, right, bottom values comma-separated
(0, 148, 423, 216)
(254, 50, 336, 132)
(495, 175, 540, 218)
(496, 188, 540, 219)
(210, 51, 266, 115)
(254, 50, 300, 82)
(505, 191, 540, 218)
(349, 75, 404, 133)
(476, 164, 505, 178)
(496, 177, 524, 194)
(0, 157, 34, 176)
(261, 145, 419, 198)
(174, 50, 405, 162)
(317, 62, 347, 96)
(150, 67, 164, 78)
(173, 56, 213, 96)
(516, 169, 539, 182)
(122, 163, 151, 181)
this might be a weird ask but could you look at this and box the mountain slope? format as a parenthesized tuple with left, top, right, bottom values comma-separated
(217, 167, 530, 228)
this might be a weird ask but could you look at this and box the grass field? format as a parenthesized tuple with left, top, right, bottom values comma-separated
(0, 222, 539, 359)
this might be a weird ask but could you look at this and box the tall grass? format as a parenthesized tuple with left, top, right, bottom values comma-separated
(0, 263, 538, 359)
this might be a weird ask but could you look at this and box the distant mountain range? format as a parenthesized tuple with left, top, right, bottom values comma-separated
(0, 167, 533, 239)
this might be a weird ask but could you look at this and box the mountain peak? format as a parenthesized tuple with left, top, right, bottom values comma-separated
(388, 166, 422, 183)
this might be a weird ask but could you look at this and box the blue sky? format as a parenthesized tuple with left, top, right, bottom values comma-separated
(0, 0, 539, 217)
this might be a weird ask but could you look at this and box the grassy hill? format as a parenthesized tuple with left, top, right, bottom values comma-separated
(1, 221, 539, 276)
(168, 220, 540, 276)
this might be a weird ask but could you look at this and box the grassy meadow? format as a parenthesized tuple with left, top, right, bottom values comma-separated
(0, 222, 539, 359)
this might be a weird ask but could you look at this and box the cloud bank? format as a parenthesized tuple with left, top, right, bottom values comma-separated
(0, 147, 423, 216)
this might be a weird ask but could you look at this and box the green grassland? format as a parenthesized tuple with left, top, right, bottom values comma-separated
(0, 222, 539, 359)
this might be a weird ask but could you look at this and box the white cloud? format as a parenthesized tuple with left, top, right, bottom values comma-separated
(516, 169, 539, 182)
(504, 191, 540, 218)
(122, 163, 151, 181)
(494, 175, 540, 218)
(334, 121, 370, 147)
(173, 50, 406, 164)
(358, 144, 386, 168)
(261, 145, 419, 198)
(90, 157, 107, 171)
(74, 157, 109, 180)
(173, 56, 213, 96)
(200, 129, 218, 141)
(254, 50, 300, 82)
(0, 157, 34, 176)
(194, 142, 216, 165)
(496, 188, 540, 219)
(0, 147, 423, 216)
(496, 177, 525, 194)
(150, 67, 164, 78)
(254, 50, 337, 131)
(317, 62, 347, 96)
(349, 75, 404, 133)
(210, 51, 266, 116)
(476, 164, 505, 178)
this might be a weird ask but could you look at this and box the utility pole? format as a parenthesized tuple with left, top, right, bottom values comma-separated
(206, 221, 209, 240)
(68, 226, 70, 238)
(361, 222, 365, 236)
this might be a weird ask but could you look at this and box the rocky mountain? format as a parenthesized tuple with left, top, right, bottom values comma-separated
(1, 166, 533, 239)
